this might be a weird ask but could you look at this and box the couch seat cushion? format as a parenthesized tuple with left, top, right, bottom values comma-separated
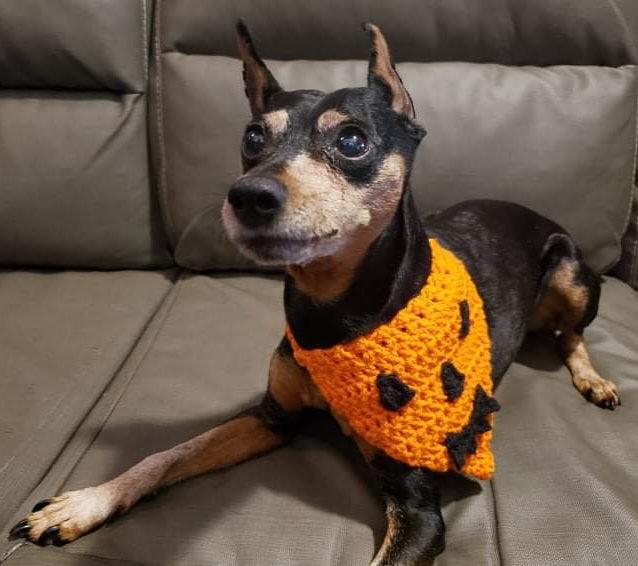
(3, 274, 636, 565)
(0, 269, 176, 535)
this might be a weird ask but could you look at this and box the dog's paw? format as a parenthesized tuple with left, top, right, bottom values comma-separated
(579, 377, 621, 410)
(8, 487, 118, 546)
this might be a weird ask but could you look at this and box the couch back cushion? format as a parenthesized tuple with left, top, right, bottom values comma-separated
(0, 0, 171, 269)
(154, 0, 638, 273)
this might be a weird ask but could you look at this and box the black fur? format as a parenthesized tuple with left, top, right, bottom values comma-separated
(236, 20, 282, 115)
(272, 90, 428, 350)
(231, 25, 603, 565)
(285, 188, 430, 349)
(425, 200, 576, 384)
(370, 453, 446, 563)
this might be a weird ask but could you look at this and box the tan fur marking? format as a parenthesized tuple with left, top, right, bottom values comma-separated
(269, 350, 326, 411)
(366, 24, 414, 117)
(353, 433, 379, 463)
(18, 363, 315, 546)
(530, 259, 620, 408)
(561, 331, 620, 406)
(316, 109, 350, 132)
(25, 487, 118, 543)
(236, 31, 269, 115)
(264, 109, 290, 136)
(282, 154, 406, 302)
(370, 501, 401, 566)
(278, 152, 372, 236)
(528, 288, 564, 331)
(287, 249, 364, 302)
(529, 260, 588, 331)
(22, 417, 280, 544)
(15, 346, 329, 546)
(21, 414, 283, 544)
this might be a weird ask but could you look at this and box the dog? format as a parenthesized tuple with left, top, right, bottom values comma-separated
(9, 22, 620, 565)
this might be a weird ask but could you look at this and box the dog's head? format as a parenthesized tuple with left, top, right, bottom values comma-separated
(222, 21, 426, 267)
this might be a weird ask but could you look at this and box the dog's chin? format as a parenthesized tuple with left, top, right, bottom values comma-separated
(234, 232, 343, 266)
(222, 202, 344, 266)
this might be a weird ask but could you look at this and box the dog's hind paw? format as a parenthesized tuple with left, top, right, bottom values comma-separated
(8, 486, 118, 546)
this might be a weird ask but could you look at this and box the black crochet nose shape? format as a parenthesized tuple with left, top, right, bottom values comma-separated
(228, 177, 286, 228)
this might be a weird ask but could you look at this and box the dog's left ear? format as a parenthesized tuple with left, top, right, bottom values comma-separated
(236, 20, 283, 116)
(363, 23, 415, 119)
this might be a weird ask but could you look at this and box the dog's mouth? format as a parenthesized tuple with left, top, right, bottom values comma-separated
(236, 230, 340, 265)
(221, 198, 345, 265)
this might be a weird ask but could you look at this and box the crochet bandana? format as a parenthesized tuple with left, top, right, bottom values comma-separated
(286, 239, 500, 480)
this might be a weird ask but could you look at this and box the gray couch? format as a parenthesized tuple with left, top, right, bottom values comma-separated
(1, 1, 637, 565)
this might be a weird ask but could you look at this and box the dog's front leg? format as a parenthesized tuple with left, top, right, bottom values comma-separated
(353, 438, 445, 566)
(9, 338, 322, 547)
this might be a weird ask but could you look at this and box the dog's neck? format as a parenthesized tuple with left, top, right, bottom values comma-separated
(284, 188, 431, 349)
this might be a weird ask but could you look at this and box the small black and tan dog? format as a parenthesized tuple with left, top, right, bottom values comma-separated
(10, 22, 620, 565)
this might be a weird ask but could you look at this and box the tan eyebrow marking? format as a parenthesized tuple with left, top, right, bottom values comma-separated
(316, 110, 350, 132)
(263, 109, 290, 136)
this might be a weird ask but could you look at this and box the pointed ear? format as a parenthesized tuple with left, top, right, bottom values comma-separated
(363, 23, 415, 119)
(236, 20, 282, 116)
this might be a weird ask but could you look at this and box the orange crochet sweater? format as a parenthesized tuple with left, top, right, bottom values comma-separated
(286, 239, 500, 480)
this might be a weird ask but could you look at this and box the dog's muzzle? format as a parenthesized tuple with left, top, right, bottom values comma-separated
(227, 176, 286, 229)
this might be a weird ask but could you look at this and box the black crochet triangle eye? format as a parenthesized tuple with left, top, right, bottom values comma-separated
(377, 373, 416, 411)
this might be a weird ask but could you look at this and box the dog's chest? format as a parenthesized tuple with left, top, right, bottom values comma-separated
(287, 239, 500, 479)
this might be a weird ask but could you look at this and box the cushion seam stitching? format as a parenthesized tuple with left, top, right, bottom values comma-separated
(613, 70, 638, 274)
(140, 0, 148, 87)
(154, 0, 176, 245)
(630, 200, 638, 285)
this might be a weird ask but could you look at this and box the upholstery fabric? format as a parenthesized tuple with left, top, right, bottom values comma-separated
(0, 269, 176, 535)
(613, 185, 638, 289)
(154, 54, 637, 272)
(0, 93, 170, 268)
(2, 2, 638, 565)
(3, 273, 636, 566)
(0, 0, 151, 92)
(0, 0, 171, 269)
(159, 0, 638, 66)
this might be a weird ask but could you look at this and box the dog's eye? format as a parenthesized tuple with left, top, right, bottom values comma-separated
(336, 126, 368, 158)
(243, 126, 266, 157)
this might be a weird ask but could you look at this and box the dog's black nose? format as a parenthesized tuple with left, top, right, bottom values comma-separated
(227, 177, 286, 228)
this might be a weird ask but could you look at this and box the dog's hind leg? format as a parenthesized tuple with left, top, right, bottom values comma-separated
(348, 436, 444, 566)
(529, 233, 620, 410)
(9, 338, 324, 547)
(368, 455, 445, 566)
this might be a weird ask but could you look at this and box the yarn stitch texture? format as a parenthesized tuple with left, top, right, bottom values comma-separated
(286, 239, 497, 479)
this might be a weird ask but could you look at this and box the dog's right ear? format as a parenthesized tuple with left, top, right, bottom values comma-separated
(236, 20, 282, 116)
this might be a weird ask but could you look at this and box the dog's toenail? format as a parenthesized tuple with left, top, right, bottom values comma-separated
(32, 499, 52, 513)
(8, 519, 30, 540)
(37, 526, 60, 547)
